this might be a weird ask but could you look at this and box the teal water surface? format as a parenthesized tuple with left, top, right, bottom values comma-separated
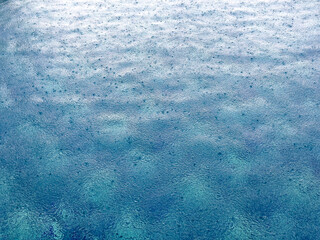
(0, 0, 320, 239)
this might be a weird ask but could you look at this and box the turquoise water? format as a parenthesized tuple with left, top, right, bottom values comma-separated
(0, 0, 320, 239)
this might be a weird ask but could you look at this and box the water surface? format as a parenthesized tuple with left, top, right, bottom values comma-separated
(0, 0, 320, 239)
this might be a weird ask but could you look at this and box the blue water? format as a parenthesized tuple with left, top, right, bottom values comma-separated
(0, 0, 320, 239)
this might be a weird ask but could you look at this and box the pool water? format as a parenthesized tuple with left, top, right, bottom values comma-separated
(0, 0, 319, 239)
